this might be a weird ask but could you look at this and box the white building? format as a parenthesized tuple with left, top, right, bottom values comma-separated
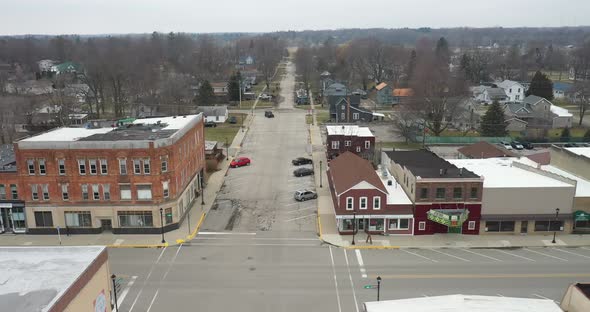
(495, 80, 526, 102)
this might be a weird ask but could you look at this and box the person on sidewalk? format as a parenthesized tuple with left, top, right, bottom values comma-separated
(366, 233, 373, 245)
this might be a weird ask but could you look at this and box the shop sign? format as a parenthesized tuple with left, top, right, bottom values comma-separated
(575, 211, 590, 222)
(427, 210, 450, 226)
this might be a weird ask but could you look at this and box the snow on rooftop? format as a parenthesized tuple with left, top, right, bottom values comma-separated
(448, 158, 572, 188)
(364, 294, 562, 312)
(0, 246, 105, 312)
(550, 105, 573, 117)
(20, 127, 113, 142)
(326, 125, 374, 137)
(542, 165, 590, 197)
(377, 169, 412, 205)
(132, 114, 200, 130)
(566, 147, 590, 159)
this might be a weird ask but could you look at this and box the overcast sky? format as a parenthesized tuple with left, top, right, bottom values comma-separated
(1, 0, 588, 35)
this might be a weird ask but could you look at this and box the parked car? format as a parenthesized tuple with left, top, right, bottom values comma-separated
(230, 157, 251, 168)
(228, 116, 237, 124)
(292, 157, 313, 165)
(521, 141, 534, 150)
(260, 93, 272, 101)
(580, 143, 590, 147)
(264, 111, 274, 118)
(204, 121, 217, 128)
(293, 167, 314, 177)
(499, 141, 513, 150)
(510, 141, 524, 150)
(294, 190, 317, 201)
(564, 143, 578, 148)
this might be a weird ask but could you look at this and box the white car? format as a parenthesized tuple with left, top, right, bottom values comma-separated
(500, 141, 513, 150)
(260, 93, 272, 100)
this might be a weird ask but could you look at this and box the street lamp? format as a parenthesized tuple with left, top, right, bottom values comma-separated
(111, 274, 119, 312)
(352, 210, 356, 245)
(552, 208, 560, 244)
(319, 161, 323, 188)
(159, 208, 166, 244)
(376, 276, 382, 301)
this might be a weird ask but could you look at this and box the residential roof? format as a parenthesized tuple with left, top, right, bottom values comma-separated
(0, 144, 16, 172)
(522, 95, 546, 106)
(325, 83, 347, 96)
(329, 152, 386, 195)
(364, 294, 562, 312)
(326, 125, 374, 137)
(504, 102, 530, 114)
(553, 81, 574, 92)
(458, 141, 516, 159)
(485, 87, 508, 98)
(195, 105, 228, 117)
(542, 165, 590, 197)
(0, 246, 106, 312)
(205, 140, 218, 151)
(566, 147, 590, 159)
(496, 80, 523, 89)
(550, 105, 573, 117)
(526, 151, 551, 165)
(320, 71, 331, 76)
(448, 158, 573, 188)
(375, 82, 388, 91)
(210, 82, 227, 88)
(51, 61, 82, 73)
(385, 150, 480, 179)
(393, 88, 414, 97)
(378, 169, 412, 205)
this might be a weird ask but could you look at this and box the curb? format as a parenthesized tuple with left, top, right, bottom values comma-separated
(177, 212, 206, 244)
(107, 242, 169, 249)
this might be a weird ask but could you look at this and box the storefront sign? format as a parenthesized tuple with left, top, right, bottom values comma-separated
(427, 210, 450, 226)
(575, 211, 590, 222)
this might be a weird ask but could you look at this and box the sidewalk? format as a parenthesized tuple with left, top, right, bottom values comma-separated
(0, 115, 253, 248)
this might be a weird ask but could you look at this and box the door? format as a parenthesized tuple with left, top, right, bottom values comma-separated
(0, 208, 13, 233)
(100, 219, 113, 232)
(520, 221, 528, 234)
(357, 219, 365, 231)
(448, 226, 462, 234)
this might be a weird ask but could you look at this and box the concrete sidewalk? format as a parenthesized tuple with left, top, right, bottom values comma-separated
(0, 115, 253, 248)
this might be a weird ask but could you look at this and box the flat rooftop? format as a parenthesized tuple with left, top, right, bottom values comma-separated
(377, 169, 412, 205)
(385, 150, 480, 179)
(542, 165, 590, 197)
(449, 158, 573, 188)
(326, 125, 374, 137)
(20, 114, 200, 143)
(0, 246, 106, 312)
(566, 147, 590, 159)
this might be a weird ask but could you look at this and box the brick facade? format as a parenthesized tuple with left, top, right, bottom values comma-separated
(327, 134, 375, 160)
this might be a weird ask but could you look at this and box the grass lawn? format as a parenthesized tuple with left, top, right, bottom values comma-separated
(204, 113, 247, 144)
(439, 130, 481, 137)
(306, 115, 314, 125)
(377, 141, 422, 150)
(316, 110, 331, 124)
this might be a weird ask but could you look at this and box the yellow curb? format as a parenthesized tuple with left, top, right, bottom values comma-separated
(107, 242, 168, 249)
(344, 245, 400, 250)
(317, 214, 323, 239)
(186, 212, 206, 241)
(176, 239, 185, 244)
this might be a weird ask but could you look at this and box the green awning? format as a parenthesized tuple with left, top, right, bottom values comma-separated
(427, 209, 469, 227)
(575, 211, 590, 222)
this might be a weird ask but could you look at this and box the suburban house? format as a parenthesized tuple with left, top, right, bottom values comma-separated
(195, 105, 229, 123)
(211, 82, 228, 96)
(320, 71, 333, 92)
(37, 59, 56, 73)
(457, 141, 516, 159)
(553, 81, 574, 99)
(449, 158, 576, 235)
(239, 55, 254, 65)
(392, 88, 414, 104)
(382, 150, 484, 235)
(474, 87, 509, 104)
(494, 80, 525, 102)
(326, 125, 375, 161)
(375, 82, 394, 105)
(505, 117, 528, 132)
(504, 95, 573, 129)
(327, 152, 413, 235)
(332, 97, 374, 123)
(50, 61, 83, 75)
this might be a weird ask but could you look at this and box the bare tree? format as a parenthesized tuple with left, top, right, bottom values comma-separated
(572, 81, 590, 126)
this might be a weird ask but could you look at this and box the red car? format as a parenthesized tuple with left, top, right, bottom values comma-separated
(230, 157, 251, 168)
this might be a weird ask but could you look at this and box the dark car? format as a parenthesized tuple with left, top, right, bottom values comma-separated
(204, 121, 217, 128)
(293, 167, 314, 177)
(228, 116, 237, 124)
(564, 143, 577, 148)
(521, 141, 534, 150)
(510, 141, 524, 150)
(265, 111, 274, 118)
(230, 157, 251, 168)
(292, 157, 313, 166)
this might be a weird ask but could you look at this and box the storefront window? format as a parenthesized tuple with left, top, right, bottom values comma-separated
(118, 211, 153, 227)
(65, 211, 92, 227)
(11, 207, 26, 230)
(340, 219, 354, 231)
(534, 221, 563, 232)
(486, 221, 515, 232)
(165, 208, 173, 224)
(388, 218, 410, 230)
(368, 219, 384, 231)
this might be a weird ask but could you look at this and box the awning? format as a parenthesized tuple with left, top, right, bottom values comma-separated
(575, 211, 590, 222)
(427, 209, 469, 227)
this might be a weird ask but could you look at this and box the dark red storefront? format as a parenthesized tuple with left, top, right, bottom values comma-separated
(413, 203, 481, 235)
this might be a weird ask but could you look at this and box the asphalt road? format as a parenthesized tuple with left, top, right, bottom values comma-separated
(107, 61, 590, 311)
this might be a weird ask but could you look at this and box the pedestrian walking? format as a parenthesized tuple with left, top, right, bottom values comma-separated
(366, 233, 373, 244)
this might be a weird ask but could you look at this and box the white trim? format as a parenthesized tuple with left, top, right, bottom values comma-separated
(468, 220, 476, 230)
(359, 197, 367, 210)
(338, 181, 388, 197)
(336, 214, 413, 219)
(373, 196, 381, 210)
(346, 197, 354, 211)
(418, 221, 426, 231)
(365, 140, 370, 149)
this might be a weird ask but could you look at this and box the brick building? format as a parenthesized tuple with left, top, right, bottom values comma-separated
(0, 144, 25, 233)
(326, 125, 375, 161)
(328, 152, 413, 235)
(6, 114, 205, 234)
(383, 150, 484, 235)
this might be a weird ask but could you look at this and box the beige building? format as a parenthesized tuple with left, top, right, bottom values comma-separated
(0, 246, 112, 312)
(449, 158, 576, 235)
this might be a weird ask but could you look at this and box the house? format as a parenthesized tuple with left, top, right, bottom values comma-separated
(553, 81, 574, 99)
(68, 113, 89, 126)
(495, 80, 525, 102)
(331, 97, 374, 123)
(476, 87, 509, 104)
(295, 89, 309, 105)
(195, 105, 228, 123)
(205, 140, 224, 171)
(450, 157, 576, 235)
(505, 118, 528, 132)
(326, 125, 375, 160)
(50, 61, 83, 75)
(37, 59, 56, 73)
(239, 55, 254, 65)
(458, 141, 516, 159)
(392, 88, 414, 104)
(327, 152, 413, 235)
(504, 95, 572, 129)
(375, 82, 394, 105)
(382, 150, 484, 235)
(210, 82, 228, 96)
(320, 71, 332, 92)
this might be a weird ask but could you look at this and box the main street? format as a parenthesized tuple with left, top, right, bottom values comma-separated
(108, 60, 590, 311)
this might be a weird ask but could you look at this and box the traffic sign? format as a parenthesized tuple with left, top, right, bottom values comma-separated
(364, 285, 376, 289)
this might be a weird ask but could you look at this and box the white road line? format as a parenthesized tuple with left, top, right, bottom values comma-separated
(344, 250, 360, 312)
(128, 288, 143, 312)
(129, 248, 167, 312)
(116, 276, 137, 308)
(462, 249, 503, 262)
(198, 231, 257, 235)
(284, 214, 316, 222)
(524, 248, 568, 261)
(494, 249, 536, 262)
(163, 244, 184, 280)
(329, 247, 343, 312)
(189, 243, 318, 247)
(284, 202, 299, 207)
(402, 249, 438, 262)
(355, 249, 367, 278)
(156, 247, 167, 264)
(532, 293, 551, 300)
(553, 248, 590, 259)
(429, 248, 471, 262)
(146, 289, 160, 312)
(286, 206, 316, 214)
(193, 237, 317, 241)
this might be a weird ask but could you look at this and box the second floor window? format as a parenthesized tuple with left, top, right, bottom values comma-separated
(346, 197, 354, 210)
(359, 197, 367, 210)
(345, 140, 351, 147)
(31, 184, 39, 201)
(119, 159, 127, 175)
(0, 184, 5, 200)
(331, 141, 340, 149)
(10, 184, 18, 200)
(161, 157, 168, 173)
(92, 184, 100, 200)
(78, 159, 86, 175)
(420, 188, 428, 199)
(163, 181, 169, 198)
(120, 184, 132, 200)
(143, 159, 151, 174)
(62, 184, 69, 200)
(81, 184, 89, 200)
(41, 184, 49, 200)
(27, 159, 35, 175)
(365, 141, 370, 149)
(133, 159, 141, 174)
(58, 159, 66, 175)
(453, 187, 463, 199)
(38, 159, 46, 175)
(436, 188, 445, 199)
(103, 184, 111, 200)
(470, 187, 478, 199)
(100, 159, 108, 174)
(89, 159, 97, 175)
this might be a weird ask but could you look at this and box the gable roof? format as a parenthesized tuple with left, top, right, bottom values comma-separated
(458, 141, 516, 159)
(553, 82, 573, 92)
(195, 105, 228, 116)
(393, 88, 414, 97)
(326, 125, 374, 137)
(484, 87, 508, 98)
(375, 82, 388, 91)
(496, 80, 523, 89)
(522, 95, 547, 106)
(329, 152, 386, 195)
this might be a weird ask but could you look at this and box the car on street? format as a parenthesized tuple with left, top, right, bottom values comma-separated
(230, 157, 251, 168)
(228, 116, 237, 124)
(260, 93, 272, 101)
(510, 141, 524, 150)
(499, 141, 513, 150)
(293, 167, 314, 177)
(521, 141, 534, 150)
(292, 157, 313, 165)
(294, 190, 317, 201)
(204, 121, 217, 128)
(264, 111, 274, 118)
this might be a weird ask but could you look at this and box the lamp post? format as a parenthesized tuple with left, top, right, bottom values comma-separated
(225, 137, 229, 160)
(319, 161, 323, 188)
(159, 208, 166, 244)
(552, 208, 560, 244)
(111, 274, 119, 312)
(376, 276, 382, 301)
(352, 210, 356, 245)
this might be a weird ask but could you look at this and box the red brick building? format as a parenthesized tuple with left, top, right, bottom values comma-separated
(0, 144, 25, 233)
(327, 152, 413, 235)
(326, 125, 375, 161)
(383, 150, 484, 235)
(7, 114, 205, 234)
